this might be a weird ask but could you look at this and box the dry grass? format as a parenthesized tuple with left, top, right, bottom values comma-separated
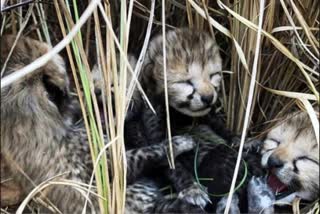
(0, 0, 319, 213)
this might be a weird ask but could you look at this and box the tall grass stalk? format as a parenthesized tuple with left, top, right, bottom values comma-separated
(162, 0, 175, 169)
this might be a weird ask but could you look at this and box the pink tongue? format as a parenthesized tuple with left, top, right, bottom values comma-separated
(267, 174, 288, 193)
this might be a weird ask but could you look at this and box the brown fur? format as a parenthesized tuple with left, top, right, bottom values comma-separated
(1, 35, 94, 212)
(0, 35, 198, 213)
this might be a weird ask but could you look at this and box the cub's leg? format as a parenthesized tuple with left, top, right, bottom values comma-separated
(215, 194, 240, 214)
(152, 195, 206, 213)
(126, 135, 196, 184)
(126, 179, 206, 214)
(165, 161, 210, 208)
(247, 176, 275, 214)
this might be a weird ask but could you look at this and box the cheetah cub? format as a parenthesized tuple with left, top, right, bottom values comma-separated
(261, 111, 319, 204)
(241, 110, 319, 213)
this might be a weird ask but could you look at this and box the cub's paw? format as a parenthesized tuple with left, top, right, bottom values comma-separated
(215, 194, 240, 214)
(244, 138, 263, 153)
(248, 176, 275, 213)
(178, 183, 210, 209)
(172, 135, 196, 156)
(231, 137, 262, 153)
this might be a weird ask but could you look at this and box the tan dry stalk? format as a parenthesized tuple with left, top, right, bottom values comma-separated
(92, 7, 113, 211)
(96, 2, 128, 213)
(162, 0, 175, 169)
(185, 0, 194, 28)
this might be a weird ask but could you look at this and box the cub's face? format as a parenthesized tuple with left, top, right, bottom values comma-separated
(144, 29, 222, 117)
(261, 112, 319, 200)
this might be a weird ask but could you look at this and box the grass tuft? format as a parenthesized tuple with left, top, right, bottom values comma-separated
(0, 0, 318, 213)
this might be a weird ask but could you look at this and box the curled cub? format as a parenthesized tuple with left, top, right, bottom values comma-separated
(0, 35, 200, 213)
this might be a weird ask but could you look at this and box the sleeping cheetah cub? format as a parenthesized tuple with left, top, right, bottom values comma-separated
(141, 28, 222, 117)
(92, 28, 223, 118)
(0, 35, 201, 213)
(137, 28, 223, 207)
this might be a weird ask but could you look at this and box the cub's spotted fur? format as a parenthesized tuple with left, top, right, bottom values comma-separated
(125, 99, 267, 213)
(141, 28, 222, 117)
(0, 35, 200, 213)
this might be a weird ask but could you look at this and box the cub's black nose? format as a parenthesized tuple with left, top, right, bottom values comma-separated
(268, 155, 284, 168)
(201, 94, 213, 105)
(94, 88, 102, 96)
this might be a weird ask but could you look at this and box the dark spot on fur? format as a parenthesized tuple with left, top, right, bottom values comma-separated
(289, 177, 302, 190)
(177, 101, 190, 109)
(186, 80, 193, 86)
(293, 159, 299, 173)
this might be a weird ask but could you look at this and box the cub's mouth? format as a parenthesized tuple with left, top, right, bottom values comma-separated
(175, 101, 213, 117)
(176, 106, 212, 117)
(191, 105, 212, 112)
(267, 171, 295, 200)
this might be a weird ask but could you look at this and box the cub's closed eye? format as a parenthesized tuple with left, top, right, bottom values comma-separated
(295, 156, 319, 165)
(268, 138, 281, 145)
(293, 156, 319, 173)
(210, 73, 220, 79)
(263, 138, 280, 152)
(174, 80, 193, 86)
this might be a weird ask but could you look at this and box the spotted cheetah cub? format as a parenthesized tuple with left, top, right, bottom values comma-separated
(141, 28, 222, 117)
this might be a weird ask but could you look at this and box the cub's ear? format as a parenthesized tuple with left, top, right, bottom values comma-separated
(41, 54, 71, 113)
(42, 54, 69, 93)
